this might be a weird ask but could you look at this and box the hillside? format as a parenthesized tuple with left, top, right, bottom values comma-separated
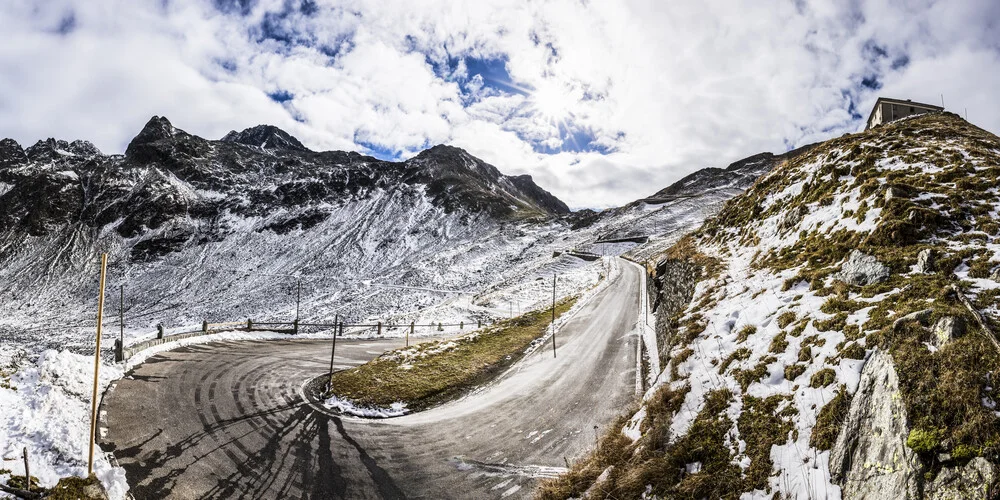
(542, 112, 1000, 499)
(0, 116, 577, 351)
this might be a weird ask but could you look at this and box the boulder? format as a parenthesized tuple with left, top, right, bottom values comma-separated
(829, 349, 922, 499)
(777, 204, 808, 234)
(926, 457, 998, 500)
(932, 316, 965, 348)
(891, 308, 932, 332)
(915, 248, 935, 274)
(990, 267, 1000, 282)
(583, 466, 614, 498)
(831, 250, 891, 286)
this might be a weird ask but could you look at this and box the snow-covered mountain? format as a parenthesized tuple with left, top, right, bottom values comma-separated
(0, 115, 785, 357)
(544, 112, 1000, 499)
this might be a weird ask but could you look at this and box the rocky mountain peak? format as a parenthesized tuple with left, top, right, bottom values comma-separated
(0, 138, 28, 169)
(221, 125, 308, 152)
(125, 116, 180, 156)
(23, 138, 102, 163)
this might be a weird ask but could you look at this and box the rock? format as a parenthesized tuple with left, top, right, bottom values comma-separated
(583, 466, 614, 498)
(885, 187, 896, 203)
(926, 457, 998, 500)
(892, 309, 932, 332)
(990, 268, 1000, 282)
(831, 250, 891, 286)
(932, 316, 965, 348)
(829, 349, 922, 499)
(0, 138, 28, 169)
(915, 248, 935, 274)
(777, 204, 808, 234)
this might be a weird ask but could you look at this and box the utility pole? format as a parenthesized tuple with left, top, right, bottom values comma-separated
(328, 314, 339, 380)
(551, 273, 557, 358)
(88, 253, 108, 476)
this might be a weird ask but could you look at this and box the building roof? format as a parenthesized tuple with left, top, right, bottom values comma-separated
(866, 97, 945, 127)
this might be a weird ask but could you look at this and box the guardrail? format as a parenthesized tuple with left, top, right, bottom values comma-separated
(113, 318, 495, 363)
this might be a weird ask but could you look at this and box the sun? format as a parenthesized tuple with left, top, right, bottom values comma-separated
(526, 80, 579, 123)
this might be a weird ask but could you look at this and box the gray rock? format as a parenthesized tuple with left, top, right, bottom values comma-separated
(885, 187, 896, 203)
(831, 250, 891, 286)
(830, 349, 922, 499)
(915, 248, 935, 274)
(583, 466, 614, 498)
(777, 204, 808, 234)
(932, 316, 965, 348)
(990, 268, 1000, 282)
(891, 308, 932, 332)
(926, 457, 998, 500)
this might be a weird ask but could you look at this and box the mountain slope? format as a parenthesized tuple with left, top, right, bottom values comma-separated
(0, 117, 577, 351)
(543, 112, 1000, 499)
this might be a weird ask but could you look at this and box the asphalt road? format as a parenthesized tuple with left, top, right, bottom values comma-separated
(100, 259, 642, 499)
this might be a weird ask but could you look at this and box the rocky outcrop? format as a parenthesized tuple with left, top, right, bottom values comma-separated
(651, 259, 700, 364)
(915, 248, 935, 274)
(926, 457, 998, 500)
(830, 349, 922, 499)
(832, 250, 891, 286)
(0, 138, 28, 169)
(932, 316, 965, 348)
(777, 204, 808, 234)
(221, 125, 309, 152)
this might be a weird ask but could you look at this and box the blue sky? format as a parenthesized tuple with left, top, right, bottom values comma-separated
(1, 0, 999, 208)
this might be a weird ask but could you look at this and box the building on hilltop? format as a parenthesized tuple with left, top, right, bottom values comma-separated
(866, 97, 944, 130)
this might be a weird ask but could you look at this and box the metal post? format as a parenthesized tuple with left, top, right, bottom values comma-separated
(295, 279, 301, 322)
(329, 314, 339, 377)
(88, 253, 108, 476)
(408, 322, 413, 347)
(22, 447, 29, 493)
(552, 273, 557, 358)
(119, 285, 124, 356)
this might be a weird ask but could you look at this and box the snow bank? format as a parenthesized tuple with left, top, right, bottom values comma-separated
(323, 395, 408, 418)
(0, 350, 128, 500)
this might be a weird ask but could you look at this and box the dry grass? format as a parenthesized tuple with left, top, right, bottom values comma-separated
(327, 297, 576, 411)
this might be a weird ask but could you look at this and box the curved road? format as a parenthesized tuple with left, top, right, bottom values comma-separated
(100, 259, 642, 499)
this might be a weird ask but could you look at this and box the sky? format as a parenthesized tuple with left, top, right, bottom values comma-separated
(1, 1, 999, 208)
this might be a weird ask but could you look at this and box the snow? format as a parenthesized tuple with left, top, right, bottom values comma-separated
(0, 350, 128, 500)
(323, 395, 408, 418)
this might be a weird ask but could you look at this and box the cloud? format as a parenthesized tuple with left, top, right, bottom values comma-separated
(0, 0, 998, 208)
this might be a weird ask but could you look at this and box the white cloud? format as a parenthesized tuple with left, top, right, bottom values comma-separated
(0, 0, 998, 208)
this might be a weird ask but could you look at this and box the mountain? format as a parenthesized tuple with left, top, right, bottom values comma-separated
(221, 124, 309, 152)
(0, 116, 578, 350)
(543, 112, 1000, 499)
(0, 114, 785, 358)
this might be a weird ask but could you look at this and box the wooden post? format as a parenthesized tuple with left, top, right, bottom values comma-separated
(247, 319, 252, 331)
(377, 321, 382, 336)
(88, 253, 108, 476)
(460, 321, 464, 330)
(22, 447, 29, 493)
(408, 322, 413, 347)
(156, 324, 164, 339)
(552, 273, 557, 358)
(202, 320, 208, 332)
(293, 319, 299, 335)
